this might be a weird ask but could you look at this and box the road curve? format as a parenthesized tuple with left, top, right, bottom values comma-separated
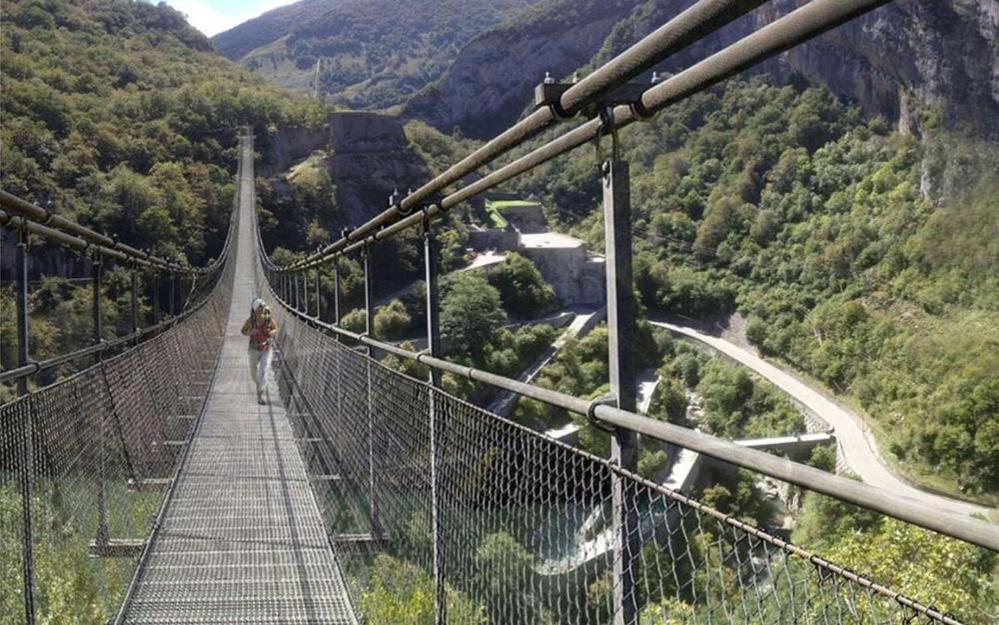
(649, 321, 993, 519)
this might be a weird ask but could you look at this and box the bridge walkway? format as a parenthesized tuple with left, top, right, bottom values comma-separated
(119, 141, 355, 624)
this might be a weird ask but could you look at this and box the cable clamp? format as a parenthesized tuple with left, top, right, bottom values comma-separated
(809, 555, 834, 584)
(629, 98, 654, 120)
(534, 76, 575, 121)
(586, 392, 618, 433)
(598, 105, 616, 136)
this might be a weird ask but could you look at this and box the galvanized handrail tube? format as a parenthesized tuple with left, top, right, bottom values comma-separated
(0, 271, 222, 386)
(0, 189, 115, 248)
(262, 281, 999, 553)
(633, 0, 893, 115)
(0, 189, 225, 274)
(0, 209, 131, 263)
(257, 277, 985, 624)
(285, 0, 770, 272)
(283, 0, 892, 270)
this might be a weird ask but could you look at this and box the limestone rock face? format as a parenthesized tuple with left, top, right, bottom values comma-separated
(265, 113, 429, 232)
(260, 125, 328, 176)
(403, 0, 646, 139)
(762, 0, 999, 138)
(405, 0, 999, 139)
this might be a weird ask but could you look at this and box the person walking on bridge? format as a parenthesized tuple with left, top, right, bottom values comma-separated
(241, 298, 277, 405)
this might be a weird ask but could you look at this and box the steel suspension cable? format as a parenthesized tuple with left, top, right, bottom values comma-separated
(284, 0, 770, 272)
(268, 0, 891, 270)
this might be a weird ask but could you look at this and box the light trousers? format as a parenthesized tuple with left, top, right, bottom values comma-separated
(247, 346, 273, 391)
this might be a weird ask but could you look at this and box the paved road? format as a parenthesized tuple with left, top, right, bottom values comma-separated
(650, 321, 993, 519)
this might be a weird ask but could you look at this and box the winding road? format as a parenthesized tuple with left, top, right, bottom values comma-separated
(649, 320, 994, 520)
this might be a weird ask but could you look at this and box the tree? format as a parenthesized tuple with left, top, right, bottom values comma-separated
(487, 252, 556, 318)
(440, 273, 506, 356)
(820, 519, 996, 624)
(340, 309, 366, 333)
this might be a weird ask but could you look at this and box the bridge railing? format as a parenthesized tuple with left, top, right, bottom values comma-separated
(262, 292, 969, 625)
(0, 135, 243, 624)
(251, 0, 995, 623)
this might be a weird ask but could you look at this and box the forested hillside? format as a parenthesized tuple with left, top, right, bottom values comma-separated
(212, 0, 540, 110)
(0, 0, 327, 382)
(509, 77, 998, 501)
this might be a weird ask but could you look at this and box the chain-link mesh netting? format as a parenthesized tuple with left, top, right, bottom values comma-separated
(0, 239, 233, 624)
(268, 301, 968, 625)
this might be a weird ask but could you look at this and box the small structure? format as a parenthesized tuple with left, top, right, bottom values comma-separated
(468, 195, 606, 305)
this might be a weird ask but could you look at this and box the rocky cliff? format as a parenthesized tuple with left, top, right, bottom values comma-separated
(403, 0, 646, 138)
(764, 0, 999, 138)
(264, 113, 430, 232)
(404, 0, 999, 139)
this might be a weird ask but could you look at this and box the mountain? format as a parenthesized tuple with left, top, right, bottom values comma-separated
(0, 0, 323, 265)
(404, 0, 999, 139)
(211, 0, 541, 110)
(403, 0, 651, 138)
(0, 0, 328, 392)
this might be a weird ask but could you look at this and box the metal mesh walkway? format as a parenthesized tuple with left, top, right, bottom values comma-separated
(118, 142, 355, 624)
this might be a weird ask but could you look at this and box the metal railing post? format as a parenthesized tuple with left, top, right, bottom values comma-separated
(169, 272, 176, 317)
(295, 273, 301, 312)
(91, 252, 111, 554)
(151, 272, 160, 326)
(423, 211, 446, 625)
(301, 272, 308, 316)
(332, 261, 341, 328)
(306, 272, 313, 317)
(15, 225, 30, 396)
(15, 223, 36, 625)
(314, 267, 321, 321)
(331, 258, 342, 437)
(363, 248, 381, 535)
(92, 253, 104, 364)
(130, 271, 140, 347)
(601, 117, 638, 625)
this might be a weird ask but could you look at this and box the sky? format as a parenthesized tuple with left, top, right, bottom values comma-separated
(163, 0, 298, 37)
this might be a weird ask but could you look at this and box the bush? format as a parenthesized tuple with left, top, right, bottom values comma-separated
(374, 299, 412, 340)
(487, 252, 556, 318)
(340, 308, 366, 332)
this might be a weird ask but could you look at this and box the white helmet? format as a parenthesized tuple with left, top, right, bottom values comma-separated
(251, 298, 265, 311)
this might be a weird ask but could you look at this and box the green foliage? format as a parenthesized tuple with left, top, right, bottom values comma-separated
(374, 299, 412, 340)
(648, 377, 687, 423)
(473, 532, 553, 624)
(487, 253, 556, 318)
(1, 0, 326, 264)
(440, 273, 507, 357)
(404, 120, 477, 178)
(1, 481, 159, 624)
(515, 75, 999, 497)
(340, 308, 366, 333)
(704, 470, 774, 526)
(794, 491, 997, 624)
(359, 554, 486, 624)
(688, 358, 805, 438)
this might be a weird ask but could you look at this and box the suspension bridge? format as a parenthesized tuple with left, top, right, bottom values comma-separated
(1, 0, 997, 624)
